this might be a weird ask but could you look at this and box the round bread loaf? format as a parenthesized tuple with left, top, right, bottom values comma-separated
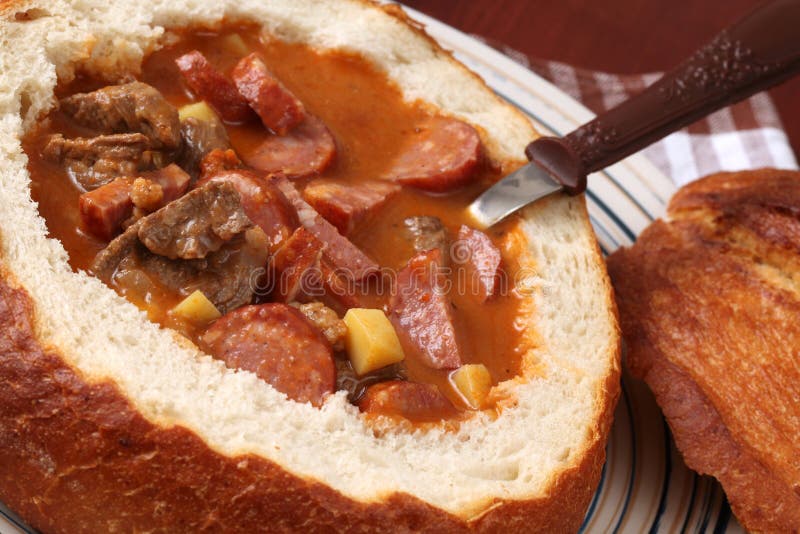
(0, 1, 620, 531)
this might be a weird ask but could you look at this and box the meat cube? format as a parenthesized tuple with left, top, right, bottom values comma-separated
(275, 177, 379, 281)
(389, 248, 463, 370)
(60, 82, 181, 149)
(303, 180, 400, 235)
(78, 163, 191, 240)
(455, 225, 503, 302)
(137, 180, 252, 260)
(231, 53, 306, 135)
(175, 50, 253, 123)
(43, 133, 155, 191)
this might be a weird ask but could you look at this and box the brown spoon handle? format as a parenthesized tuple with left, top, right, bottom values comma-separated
(525, 0, 800, 195)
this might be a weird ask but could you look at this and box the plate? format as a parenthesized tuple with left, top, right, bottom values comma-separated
(400, 5, 746, 533)
(0, 7, 745, 533)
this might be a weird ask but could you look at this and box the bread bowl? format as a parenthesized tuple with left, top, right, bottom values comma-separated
(0, 1, 620, 531)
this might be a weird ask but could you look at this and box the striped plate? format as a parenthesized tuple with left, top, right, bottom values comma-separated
(0, 7, 746, 533)
(401, 5, 746, 533)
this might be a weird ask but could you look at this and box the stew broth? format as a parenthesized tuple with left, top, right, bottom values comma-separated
(24, 27, 529, 417)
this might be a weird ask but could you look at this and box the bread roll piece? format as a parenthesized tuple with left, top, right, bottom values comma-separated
(0, 1, 619, 531)
(608, 169, 800, 533)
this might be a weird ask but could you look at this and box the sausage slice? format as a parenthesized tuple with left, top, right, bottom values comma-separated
(175, 50, 253, 124)
(241, 115, 336, 179)
(275, 177, 379, 281)
(200, 304, 336, 406)
(389, 248, 463, 370)
(232, 53, 306, 135)
(303, 180, 400, 235)
(359, 381, 457, 422)
(455, 225, 503, 302)
(383, 116, 481, 192)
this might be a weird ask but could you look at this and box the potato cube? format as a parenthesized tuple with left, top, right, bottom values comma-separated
(221, 33, 249, 56)
(171, 290, 221, 325)
(452, 364, 492, 409)
(178, 101, 218, 123)
(343, 308, 405, 375)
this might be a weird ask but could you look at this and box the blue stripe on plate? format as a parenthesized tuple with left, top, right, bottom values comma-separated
(697, 478, 715, 534)
(585, 189, 637, 244)
(612, 382, 637, 534)
(681, 474, 700, 534)
(712, 499, 732, 534)
(648, 419, 673, 533)
(579, 443, 609, 532)
(0, 506, 32, 533)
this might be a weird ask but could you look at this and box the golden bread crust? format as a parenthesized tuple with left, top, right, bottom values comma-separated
(0, 271, 608, 533)
(607, 169, 800, 532)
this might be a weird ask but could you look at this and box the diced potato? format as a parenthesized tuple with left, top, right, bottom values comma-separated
(171, 290, 222, 325)
(178, 101, 218, 123)
(343, 308, 405, 375)
(452, 364, 492, 409)
(221, 33, 249, 56)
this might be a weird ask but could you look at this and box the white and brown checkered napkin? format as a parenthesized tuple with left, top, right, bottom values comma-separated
(494, 43, 800, 187)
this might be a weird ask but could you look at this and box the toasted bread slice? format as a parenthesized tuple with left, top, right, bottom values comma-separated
(608, 169, 800, 532)
(0, 1, 619, 531)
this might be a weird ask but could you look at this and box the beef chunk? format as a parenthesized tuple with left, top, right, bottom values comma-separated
(43, 133, 158, 191)
(60, 82, 181, 149)
(177, 116, 231, 179)
(137, 181, 252, 260)
(196, 170, 298, 253)
(402, 216, 449, 259)
(92, 220, 269, 315)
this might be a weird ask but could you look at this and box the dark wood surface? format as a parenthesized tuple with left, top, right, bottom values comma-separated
(403, 0, 800, 158)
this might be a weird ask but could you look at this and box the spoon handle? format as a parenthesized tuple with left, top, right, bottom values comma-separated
(525, 0, 800, 195)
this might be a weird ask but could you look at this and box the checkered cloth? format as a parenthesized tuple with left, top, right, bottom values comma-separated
(492, 43, 799, 187)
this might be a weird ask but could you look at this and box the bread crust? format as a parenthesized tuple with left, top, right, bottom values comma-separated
(0, 0, 619, 531)
(0, 271, 612, 533)
(608, 169, 800, 532)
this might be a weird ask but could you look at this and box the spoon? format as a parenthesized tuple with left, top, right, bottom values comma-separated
(468, 0, 800, 228)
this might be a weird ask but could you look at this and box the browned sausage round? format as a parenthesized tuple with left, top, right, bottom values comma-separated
(382, 116, 482, 192)
(358, 380, 457, 422)
(240, 115, 336, 178)
(232, 53, 306, 135)
(200, 304, 335, 406)
(175, 50, 254, 124)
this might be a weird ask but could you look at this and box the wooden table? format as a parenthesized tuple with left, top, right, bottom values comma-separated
(404, 0, 800, 158)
